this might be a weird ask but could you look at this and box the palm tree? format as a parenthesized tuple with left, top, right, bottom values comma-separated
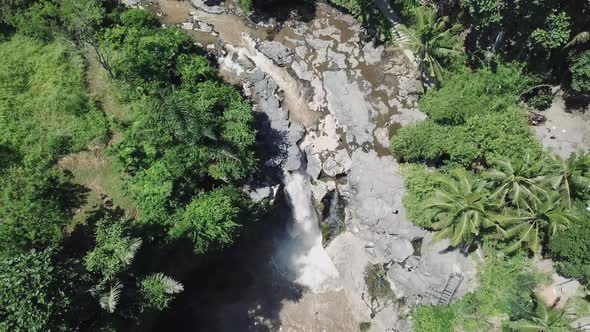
(426, 169, 499, 248)
(507, 294, 572, 331)
(546, 152, 590, 208)
(485, 154, 550, 211)
(497, 193, 578, 254)
(399, 6, 462, 90)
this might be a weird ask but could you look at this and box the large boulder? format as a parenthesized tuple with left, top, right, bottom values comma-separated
(258, 41, 294, 67)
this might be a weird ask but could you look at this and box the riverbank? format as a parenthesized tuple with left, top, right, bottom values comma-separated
(144, 0, 478, 330)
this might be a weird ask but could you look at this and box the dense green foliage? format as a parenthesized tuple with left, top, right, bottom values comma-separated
(140, 273, 184, 311)
(0, 249, 69, 332)
(412, 305, 457, 332)
(569, 50, 590, 94)
(506, 294, 571, 331)
(391, 64, 543, 167)
(400, 164, 439, 228)
(426, 169, 497, 247)
(101, 10, 258, 254)
(419, 66, 535, 125)
(0, 2, 261, 330)
(0, 36, 108, 255)
(549, 204, 590, 285)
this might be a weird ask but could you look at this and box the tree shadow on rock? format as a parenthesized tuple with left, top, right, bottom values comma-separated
(148, 191, 306, 332)
(563, 90, 590, 113)
(252, 111, 290, 184)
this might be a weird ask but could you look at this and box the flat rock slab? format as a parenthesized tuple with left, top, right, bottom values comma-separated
(324, 70, 375, 145)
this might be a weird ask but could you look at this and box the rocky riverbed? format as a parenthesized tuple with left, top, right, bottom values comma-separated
(142, 1, 478, 330)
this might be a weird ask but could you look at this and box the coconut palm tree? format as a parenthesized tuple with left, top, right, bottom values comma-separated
(426, 169, 499, 248)
(485, 154, 550, 211)
(497, 193, 578, 254)
(546, 152, 590, 208)
(399, 6, 462, 90)
(507, 294, 572, 331)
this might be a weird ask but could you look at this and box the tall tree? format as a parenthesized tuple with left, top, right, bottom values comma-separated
(498, 193, 577, 254)
(400, 5, 462, 90)
(426, 169, 498, 248)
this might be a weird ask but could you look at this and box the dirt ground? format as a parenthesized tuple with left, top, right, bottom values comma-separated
(533, 94, 590, 158)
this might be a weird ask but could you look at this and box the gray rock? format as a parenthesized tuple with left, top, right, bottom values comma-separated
(362, 41, 384, 65)
(249, 185, 279, 203)
(284, 145, 303, 171)
(121, 0, 141, 6)
(388, 237, 414, 263)
(258, 41, 294, 66)
(306, 151, 322, 179)
(181, 22, 194, 30)
(322, 149, 352, 177)
(327, 49, 347, 69)
(284, 123, 305, 171)
(193, 21, 214, 33)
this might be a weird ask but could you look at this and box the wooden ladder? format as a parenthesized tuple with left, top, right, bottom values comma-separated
(436, 273, 464, 305)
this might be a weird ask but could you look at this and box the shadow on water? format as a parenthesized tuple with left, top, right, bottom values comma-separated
(148, 107, 307, 332)
(148, 191, 307, 332)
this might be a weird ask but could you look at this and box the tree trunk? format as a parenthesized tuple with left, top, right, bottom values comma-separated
(89, 41, 115, 80)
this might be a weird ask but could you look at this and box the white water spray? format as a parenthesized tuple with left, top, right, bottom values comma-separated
(273, 170, 340, 293)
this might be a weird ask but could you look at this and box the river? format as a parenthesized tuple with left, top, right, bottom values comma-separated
(144, 1, 476, 331)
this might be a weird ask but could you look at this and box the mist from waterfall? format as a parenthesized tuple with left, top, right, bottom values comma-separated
(273, 170, 340, 293)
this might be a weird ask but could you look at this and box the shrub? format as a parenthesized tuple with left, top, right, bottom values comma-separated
(412, 305, 457, 332)
(84, 219, 142, 280)
(169, 187, 245, 254)
(103, 21, 195, 91)
(237, 0, 253, 14)
(0, 249, 69, 332)
(389, 121, 479, 166)
(419, 65, 536, 125)
(569, 50, 590, 94)
(140, 273, 184, 311)
(400, 164, 440, 228)
(463, 107, 542, 165)
(548, 203, 590, 285)
(529, 12, 571, 50)
(391, 108, 539, 167)
(119, 8, 160, 28)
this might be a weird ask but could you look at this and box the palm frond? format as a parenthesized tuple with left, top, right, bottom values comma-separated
(99, 282, 123, 314)
(565, 31, 590, 48)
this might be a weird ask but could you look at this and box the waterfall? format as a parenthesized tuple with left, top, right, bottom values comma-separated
(273, 170, 340, 293)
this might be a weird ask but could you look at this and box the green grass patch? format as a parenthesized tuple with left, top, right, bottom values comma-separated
(0, 35, 108, 161)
